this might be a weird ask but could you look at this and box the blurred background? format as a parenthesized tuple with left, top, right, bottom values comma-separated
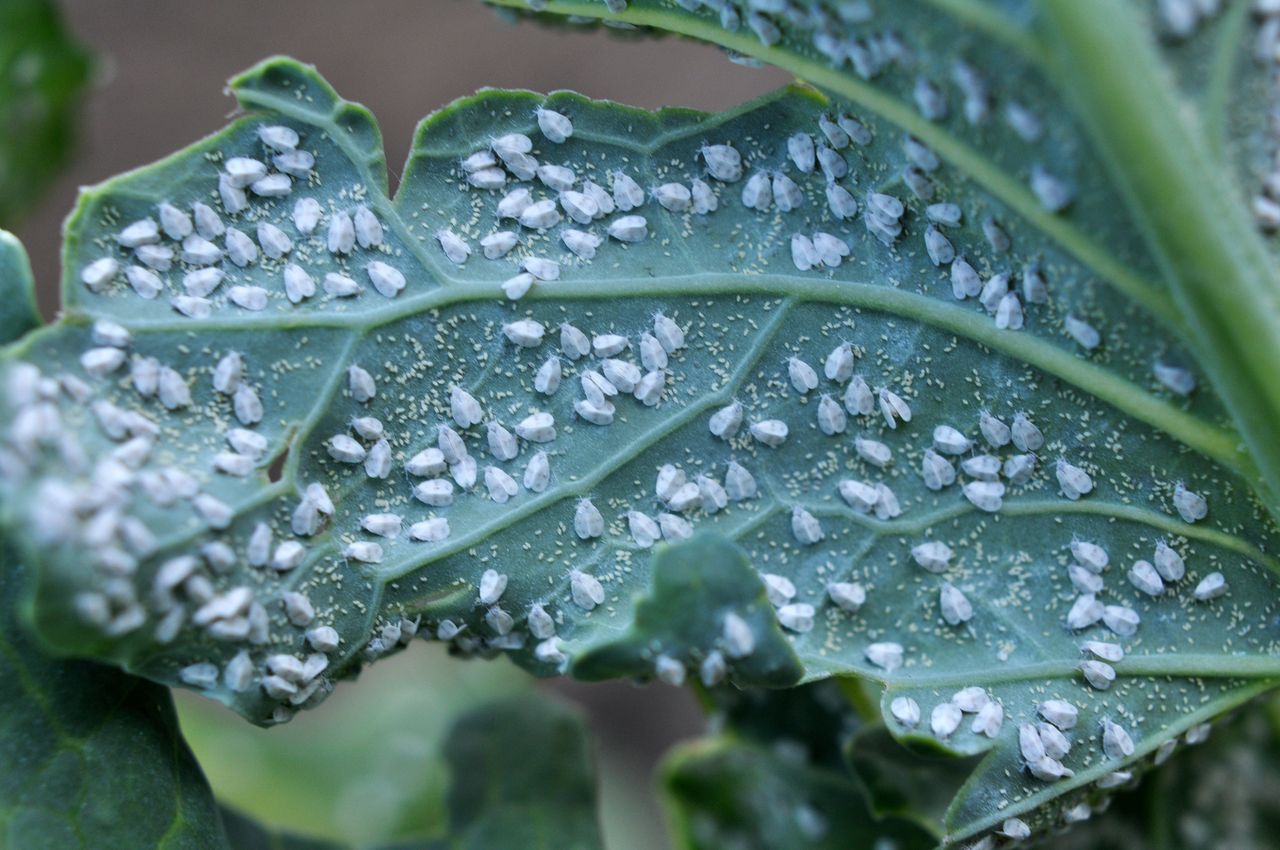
(14, 2, 792, 847)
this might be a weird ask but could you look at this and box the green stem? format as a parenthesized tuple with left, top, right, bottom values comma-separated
(1039, 0, 1280, 515)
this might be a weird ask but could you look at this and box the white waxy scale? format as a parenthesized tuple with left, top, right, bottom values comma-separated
(844, 376, 874, 416)
(409, 517, 450, 543)
(628, 511, 661, 548)
(864, 642, 903, 671)
(654, 182, 692, 212)
(972, 701, 1004, 738)
(791, 506, 823, 545)
(283, 264, 315, 303)
(854, 437, 892, 470)
(1011, 412, 1043, 452)
(708, 401, 743, 439)
(816, 395, 846, 435)
(1103, 604, 1140, 636)
(323, 272, 361, 298)
(524, 451, 550, 492)
(1128, 560, 1165, 596)
(484, 466, 518, 503)
(788, 132, 815, 173)
(224, 157, 267, 189)
(777, 603, 815, 633)
(481, 230, 519, 259)
(503, 319, 545, 347)
(963, 480, 1005, 513)
(741, 171, 772, 211)
(931, 702, 963, 739)
(536, 106, 573, 143)
(1056, 459, 1093, 500)
(725, 461, 756, 501)
(690, 178, 716, 214)
(367, 261, 405, 298)
(772, 172, 803, 211)
(827, 581, 865, 613)
(1173, 482, 1207, 523)
(1082, 640, 1124, 663)
(1193, 571, 1227, 601)
(607, 214, 647, 242)
(749, 419, 788, 447)
(825, 183, 858, 220)
(1066, 594, 1104, 630)
(1152, 541, 1185, 581)
(436, 229, 470, 265)
(537, 163, 576, 192)
(1081, 659, 1117, 690)
(1101, 718, 1134, 759)
(502, 272, 534, 301)
(658, 512, 693, 542)
(362, 513, 402, 538)
(570, 570, 605, 610)
(290, 197, 322, 235)
(921, 450, 956, 492)
(788, 357, 818, 393)
(348, 365, 376, 403)
(722, 612, 755, 658)
(593, 332, 629, 358)
(890, 696, 920, 728)
(183, 267, 224, 298)
(81, 257, 119, 291)
(228, 285, 269, 311)
(911, 541, 953, 573)
(700, 143, 742, 182)
(251, 173, 292, 198)
(414, 479, 455, 507)
(939, 582, 973, 625)
(877, 388, 911, 429)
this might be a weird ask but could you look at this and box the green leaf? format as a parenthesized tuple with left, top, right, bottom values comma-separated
(1039, 695, 1280, 850)
(0, 0, 91, 226)
(210, 692, 604, 850)
(664, 739, 935, 850)
(0, 228, 44, 347)
(178, 645, 524, 846)
(479, 0, 1280, 510)
(0, 549, 229, 849)
(1, 57, 1279, 844)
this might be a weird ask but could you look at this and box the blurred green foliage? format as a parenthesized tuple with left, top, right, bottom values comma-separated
(0, 0, 90, 227)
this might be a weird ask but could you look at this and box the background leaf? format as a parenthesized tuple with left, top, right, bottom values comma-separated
(208, 690, 605, 850)
(0, 549, 229, 849)
(0, 0, 90, 227)
(1, 54, 1278, 845)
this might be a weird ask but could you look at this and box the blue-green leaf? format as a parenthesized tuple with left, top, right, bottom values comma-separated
(1, 57, 1278, 844)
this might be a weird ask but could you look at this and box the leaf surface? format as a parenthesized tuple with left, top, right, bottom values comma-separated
(0, 57, 1278, 844)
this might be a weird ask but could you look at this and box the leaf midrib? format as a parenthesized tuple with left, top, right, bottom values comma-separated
(47, 267, 1247, 480)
